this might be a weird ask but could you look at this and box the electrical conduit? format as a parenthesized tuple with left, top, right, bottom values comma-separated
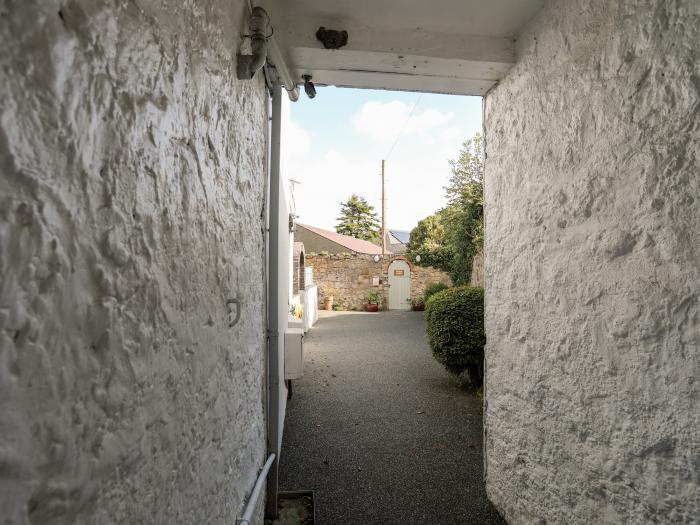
(236, 453, 276, 525)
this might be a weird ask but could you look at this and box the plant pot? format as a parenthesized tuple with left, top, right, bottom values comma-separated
(365, 304, 379, 312)
(323, 296, 334, 311)
(412, 304, 425, 311)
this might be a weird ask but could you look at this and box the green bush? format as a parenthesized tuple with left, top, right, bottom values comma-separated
(425, 286, 485, 382)
(366, 290, 382, 305)
(424, 282, 449, 301)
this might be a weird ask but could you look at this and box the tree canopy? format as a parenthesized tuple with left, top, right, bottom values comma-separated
(408, 133, 484, 284)
(335, 194, 381, 242)
(406, 211, 454, 273)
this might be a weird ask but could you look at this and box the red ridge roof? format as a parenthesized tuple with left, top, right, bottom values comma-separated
(297, 223, 388, 255)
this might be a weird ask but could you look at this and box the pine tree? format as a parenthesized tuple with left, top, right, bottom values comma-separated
(335, 194, 381, 242)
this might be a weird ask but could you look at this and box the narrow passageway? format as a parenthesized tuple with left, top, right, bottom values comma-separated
(278, 311, 504, 525)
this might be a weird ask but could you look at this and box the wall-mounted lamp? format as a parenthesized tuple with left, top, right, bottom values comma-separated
(373, 254, 381, 263)
(415, 254, 421, 263)
(302, 75, 316, 99)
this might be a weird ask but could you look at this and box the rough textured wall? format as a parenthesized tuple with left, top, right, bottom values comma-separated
(484, 1, 699, 524)
(0, 1, 269, 523)
(308, 254, 451, 310)
(411, 264, 453, 300)
(470, 248, 484, 287)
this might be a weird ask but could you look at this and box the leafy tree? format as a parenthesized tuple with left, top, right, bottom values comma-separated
(409, 133, 484, 284)
(407, 212, 454, 273)
(446, 133, 484, 212)
(335, 194, 381, 242)
(445, 133, 484, 283)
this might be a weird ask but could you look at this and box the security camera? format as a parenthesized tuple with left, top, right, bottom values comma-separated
(303, 75, 316, 99)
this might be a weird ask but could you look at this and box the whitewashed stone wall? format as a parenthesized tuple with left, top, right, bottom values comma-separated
(484, 1, 699, 524)
(0, 1, 268, 523)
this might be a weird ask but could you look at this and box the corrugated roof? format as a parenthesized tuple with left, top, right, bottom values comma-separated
(297, 223, 388, 255)
(389, 230, 411, 245)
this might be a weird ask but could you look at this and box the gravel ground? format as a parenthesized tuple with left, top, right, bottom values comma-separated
(278, 311, 506, 525)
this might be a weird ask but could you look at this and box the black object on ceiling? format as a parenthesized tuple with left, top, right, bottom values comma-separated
(316, 27, 348, 49)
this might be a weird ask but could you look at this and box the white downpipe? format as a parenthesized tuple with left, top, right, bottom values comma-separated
(237, 453, 276, 525)
(247, 0, 300, 101)
(267, 37, 300, 102)
(265, 82, 283, 519)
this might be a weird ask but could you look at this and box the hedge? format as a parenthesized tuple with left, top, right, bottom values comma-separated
(425, 286, 485, 382)
(424, 282, 449, 301)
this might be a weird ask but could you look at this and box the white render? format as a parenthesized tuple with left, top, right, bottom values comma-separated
(483, 1, 700, 523)
(0, 1, 270, 523)
(2, 0, 699, 523)
(301, 287, 319, 332)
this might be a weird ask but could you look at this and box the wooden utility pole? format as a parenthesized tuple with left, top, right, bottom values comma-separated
(381, 159, 386, 255)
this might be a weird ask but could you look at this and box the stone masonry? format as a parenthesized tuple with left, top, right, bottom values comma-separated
(470, 248, 485, 287)
(483, 1, 699, 523)
(307, 253, 451, 310)
(0, 1, 268, 523)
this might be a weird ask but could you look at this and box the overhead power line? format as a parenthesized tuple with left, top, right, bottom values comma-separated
(385, 93, 423, 161)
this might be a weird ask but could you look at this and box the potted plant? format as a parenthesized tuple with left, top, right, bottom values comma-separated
(411, 297, 425, 311)
(321, 285, 339, 311)
(365, 290, 382, 312)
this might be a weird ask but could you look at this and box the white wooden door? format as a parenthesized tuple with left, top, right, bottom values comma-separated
(388, 260, 411, 310)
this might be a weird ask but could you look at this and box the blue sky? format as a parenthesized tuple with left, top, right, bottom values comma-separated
(284, 87, 482, 232)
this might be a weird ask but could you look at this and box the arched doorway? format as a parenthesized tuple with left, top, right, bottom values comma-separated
(388, 259, 411, 310)
(293, 242, 305, 295)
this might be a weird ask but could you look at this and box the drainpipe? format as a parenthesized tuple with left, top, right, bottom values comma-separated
(267, 35, 300, 102)
(265, 81, 283, 519)
(237, 6, 270, 80)
(245, 0, 300, 101)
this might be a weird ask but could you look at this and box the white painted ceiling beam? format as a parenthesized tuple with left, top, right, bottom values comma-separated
(274, 18, 515, 64)
(306, 69, 496, 96)
(290, 48, 511, 83)
(266, 18, 514, 95)
(256, 0, 544, 95)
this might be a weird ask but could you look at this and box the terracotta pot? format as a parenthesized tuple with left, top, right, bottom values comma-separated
(365, 304, 379, 312)
(323, 296, 334, 311)
(412, 304, 425, 311)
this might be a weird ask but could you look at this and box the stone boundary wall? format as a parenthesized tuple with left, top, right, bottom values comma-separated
(307, 253, 451, 310)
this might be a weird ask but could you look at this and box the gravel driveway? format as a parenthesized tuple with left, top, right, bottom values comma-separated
(278, 311, 505, 525)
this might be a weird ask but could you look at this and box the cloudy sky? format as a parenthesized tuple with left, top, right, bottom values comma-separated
(283, 87, 482, 232)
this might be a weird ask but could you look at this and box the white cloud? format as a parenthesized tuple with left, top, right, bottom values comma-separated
(351, 100, 454, 142)
(287, 145, 454, 232)
(284, 117, 311, 158)
(287, 150, 382, 229)
(286, 90, 483, 232)
(439, 125, 463, 143)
